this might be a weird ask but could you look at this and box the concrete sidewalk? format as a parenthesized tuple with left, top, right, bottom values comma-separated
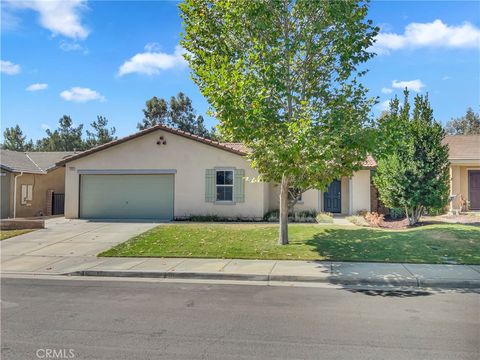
(2, 254, 479, 289)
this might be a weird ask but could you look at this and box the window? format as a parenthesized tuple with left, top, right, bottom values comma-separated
(216, 170, 233, 201)
(288, 187, 303, 202)
(21, 184, 33, 205)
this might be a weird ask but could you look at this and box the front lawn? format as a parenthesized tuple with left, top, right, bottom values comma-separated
(99, 223, 480, 264)
(0, 229, 35, 240)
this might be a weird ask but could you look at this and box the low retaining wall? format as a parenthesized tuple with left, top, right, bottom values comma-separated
(1, 219, 45, 230)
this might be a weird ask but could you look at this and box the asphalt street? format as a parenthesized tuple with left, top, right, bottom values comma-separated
(1, 277, 479, 360)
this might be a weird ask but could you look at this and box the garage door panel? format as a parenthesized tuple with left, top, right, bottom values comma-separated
(80, 174, 174, 219)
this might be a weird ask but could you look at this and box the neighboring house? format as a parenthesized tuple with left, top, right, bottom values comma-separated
(0, 150, 74, 218)
(57, 125, 375, 220)
(444, 135, 480, 211)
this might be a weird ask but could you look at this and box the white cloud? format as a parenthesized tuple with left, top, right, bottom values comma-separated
(41, 124, 51, 131)
(118, 45, 187, 76)
(144, 42, 162, 52)
(1, 60, 21, 75)
(392, 79, 425, 92)
(59, 40, 88, 54)
(442, 75, 452, 81)
(26, 83, 48, 91)
(7, 0, 89, 40)
(60, 87, 105, 102)
(381, 87, 393, 94)
(372, 19, 480, 54)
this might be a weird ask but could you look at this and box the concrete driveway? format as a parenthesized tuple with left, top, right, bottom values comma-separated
(1, 218, 158, 274)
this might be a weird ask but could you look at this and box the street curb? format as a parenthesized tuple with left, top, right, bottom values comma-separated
(67, 270, 480, 289)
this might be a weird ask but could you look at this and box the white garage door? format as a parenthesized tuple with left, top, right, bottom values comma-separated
(79, 174, 174, 220)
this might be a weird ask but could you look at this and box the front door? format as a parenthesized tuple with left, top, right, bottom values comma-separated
(469, 170, 480, 210)
(324, 180, 341, 213)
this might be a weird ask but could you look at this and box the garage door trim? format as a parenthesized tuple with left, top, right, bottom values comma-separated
(78, 169, 177, 175)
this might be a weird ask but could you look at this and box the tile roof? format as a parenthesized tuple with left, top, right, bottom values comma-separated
(363, 154, 377, 168)
(0, 150, 75, 173)
(56, 124, 377, 169)
(221, 143, 377, 168)
(443, 135, 480, 160)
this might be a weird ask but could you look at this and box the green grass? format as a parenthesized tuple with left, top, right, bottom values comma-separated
(0, 229, 35, 240)
(99, 223, 480, 264)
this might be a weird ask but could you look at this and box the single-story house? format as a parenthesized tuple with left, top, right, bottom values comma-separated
(56, 125, 376, 220)
(1, 150, 74, 218)
(444, 135, 480, 211)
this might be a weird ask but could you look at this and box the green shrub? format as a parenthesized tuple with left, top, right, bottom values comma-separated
(346, 215, 369, 226)
(187, 215, 221, 222)
(316, 212, 333, 223)
(264, 209, 279, 222)
(264, 209, 318, 223)
(389, 208, 405, 219)
(425, 207, 446, 216)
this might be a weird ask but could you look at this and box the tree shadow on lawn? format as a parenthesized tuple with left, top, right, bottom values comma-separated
(302, 225, 480, 264)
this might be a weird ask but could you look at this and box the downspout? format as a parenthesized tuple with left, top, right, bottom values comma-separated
(13, 172, 23, 218)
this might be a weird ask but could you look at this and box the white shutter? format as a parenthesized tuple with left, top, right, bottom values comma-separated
(27, 185, 33, 201)
(21, 185, 27, 204)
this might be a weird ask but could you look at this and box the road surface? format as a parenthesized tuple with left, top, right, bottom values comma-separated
(1, 277, 478, 359)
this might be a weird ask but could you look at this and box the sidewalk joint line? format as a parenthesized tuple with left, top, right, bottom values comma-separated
(401, 264, 420, 287)
(166, 258, 187, 272)
(268, 261, 279, 281)
(219, 259, 233, 272)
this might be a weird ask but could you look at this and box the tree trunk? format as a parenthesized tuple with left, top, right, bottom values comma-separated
(406, 206, 423, 226)
(279, 175, 289, 245)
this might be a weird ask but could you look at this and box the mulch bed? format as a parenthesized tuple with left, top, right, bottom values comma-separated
(364, 214, 480, 229)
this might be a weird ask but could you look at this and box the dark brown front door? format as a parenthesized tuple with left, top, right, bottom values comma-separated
(324, 180, 341, 213)
(469, 170, 480, 210)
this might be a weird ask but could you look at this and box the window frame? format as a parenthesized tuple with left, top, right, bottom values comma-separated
(21, 184, 33, 205)
(215, 168, 235, 203)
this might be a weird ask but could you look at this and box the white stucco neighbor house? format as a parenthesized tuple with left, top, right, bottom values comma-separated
(57, 125, 376, 220)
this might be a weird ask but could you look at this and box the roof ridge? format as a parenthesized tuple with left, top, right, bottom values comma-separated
(24, 152, 45, 172)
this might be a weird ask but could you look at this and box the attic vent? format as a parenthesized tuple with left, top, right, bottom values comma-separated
(156, 136, 167, 145)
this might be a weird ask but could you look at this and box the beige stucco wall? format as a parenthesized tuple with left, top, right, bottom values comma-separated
(64, 129, 267, 219)
(7, 167, 66, 218)
(351, 169, 371, 214)
(268, 184, 318, 213)
(450, 164, 480, 210)
(340, 177, 350, 215)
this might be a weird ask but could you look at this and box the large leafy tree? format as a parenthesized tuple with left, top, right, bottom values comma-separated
(85, 116, 117, 148)
(138, 92, 212, 138)
(180, 0, 378, 244)
(373, 90, 450, 225)
(36, 115, 85, 151)
(445, 107, 480, 135)
(2, 125, 34, 151)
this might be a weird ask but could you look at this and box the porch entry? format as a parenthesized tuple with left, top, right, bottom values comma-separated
(324, 179, 341, 213)
(469, 170, 480, 210)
